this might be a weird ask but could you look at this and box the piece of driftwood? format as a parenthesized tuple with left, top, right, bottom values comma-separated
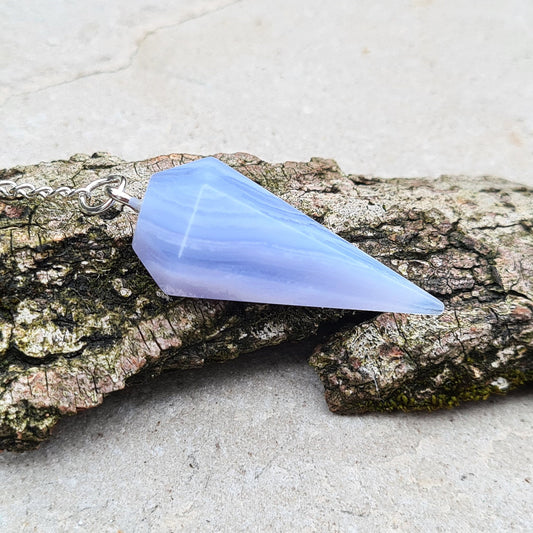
(0, 152, 531, 451)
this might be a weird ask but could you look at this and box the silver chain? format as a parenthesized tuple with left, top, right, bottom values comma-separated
(0, 175, 138, 215)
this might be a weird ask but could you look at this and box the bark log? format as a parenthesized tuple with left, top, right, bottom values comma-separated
(0, 152, 531, 451)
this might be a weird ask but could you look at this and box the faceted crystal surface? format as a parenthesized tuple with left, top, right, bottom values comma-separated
(132, 157, 444, 314)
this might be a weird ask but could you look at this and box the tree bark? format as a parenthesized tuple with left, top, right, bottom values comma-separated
(0, 152, 531, 451)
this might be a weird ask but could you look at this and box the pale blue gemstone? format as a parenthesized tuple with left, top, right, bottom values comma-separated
(132, 157, 444, 314)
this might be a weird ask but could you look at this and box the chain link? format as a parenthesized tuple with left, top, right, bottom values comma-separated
(0, 180, 79, 200)
(0, 175, 135, 215)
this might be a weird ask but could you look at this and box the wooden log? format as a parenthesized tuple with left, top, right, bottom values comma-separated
(0, 152, 531, 451)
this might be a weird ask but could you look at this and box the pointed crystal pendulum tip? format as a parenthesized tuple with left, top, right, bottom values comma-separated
(132, 157, 444, 315)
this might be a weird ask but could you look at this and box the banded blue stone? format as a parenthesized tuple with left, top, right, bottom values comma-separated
(132, 157, 444, 314)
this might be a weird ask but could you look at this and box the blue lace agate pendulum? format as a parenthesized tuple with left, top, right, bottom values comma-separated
(129, 157, 443, 315)
(0, 157, 443, 314)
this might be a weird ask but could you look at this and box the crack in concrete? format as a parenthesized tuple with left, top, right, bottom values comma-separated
(0, 0, 243, 107)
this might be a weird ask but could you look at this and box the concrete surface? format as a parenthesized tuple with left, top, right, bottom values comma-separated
(0, 1, 532, 531)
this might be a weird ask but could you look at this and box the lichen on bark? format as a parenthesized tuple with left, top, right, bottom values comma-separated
(0, 152, 531, 451)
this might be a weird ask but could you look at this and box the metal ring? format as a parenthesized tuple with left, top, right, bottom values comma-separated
(77, 175, 126, 215)
(0, 181, 18, 197)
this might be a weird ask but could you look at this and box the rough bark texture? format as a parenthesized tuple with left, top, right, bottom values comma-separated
(0, 152, 531, 451)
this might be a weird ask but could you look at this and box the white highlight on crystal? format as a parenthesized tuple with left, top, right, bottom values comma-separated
(179, 184, 209, 259)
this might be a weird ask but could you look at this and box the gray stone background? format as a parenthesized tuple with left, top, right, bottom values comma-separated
(0, 1, 532, 531)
